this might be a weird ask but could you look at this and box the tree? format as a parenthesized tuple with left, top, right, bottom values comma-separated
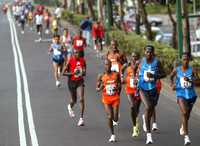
(182, 0, 191, 55)
(87, 0, 95, 19)
(167, 3, 177, 49)
(138, 0, 153, 40)
(97, 0, 104, 21)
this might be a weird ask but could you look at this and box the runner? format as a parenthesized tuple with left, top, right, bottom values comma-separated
(137, 45, 166, 144)
(170, 52, 200, 145)
(92, 21, 105, 57)
(123, 52, 141, 137)
(19, 11, 26, 34)
(27, 10, 33, 30)
(51, 16, 58, 36)
(80, 16, 92, 46)
(48, 34, 64, 87)
(106, 40, 127, 75)
(63, 49, 86, 126)
(72, 30, 87, 58)
(96, 59, 121, 142)
(43, 9, 51, 34)
(35, 12, 43, 41)
(61, 28, 72, 62)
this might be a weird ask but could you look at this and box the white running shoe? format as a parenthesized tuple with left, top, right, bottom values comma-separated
(38, 32, 41, 35)
(184, 135, 191, 145)
(56, 80, 61, 87)
(152, 122, 159, 131)
(21, 31, 24, 34)
(142, 114, 147, 132)
(67, 104, 75, 118)
(109, 134, 116, 142)
(146, 133, 153, 144)
(180, 125, 184, 136)
(113, 120, 119, 126)
(77, 118, 84, 126)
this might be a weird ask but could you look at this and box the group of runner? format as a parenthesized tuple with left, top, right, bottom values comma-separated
(3, 2, 200, 145)
(11, 1, 62, 41)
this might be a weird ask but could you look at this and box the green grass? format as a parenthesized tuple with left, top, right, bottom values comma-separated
(146, 3, 194, 14)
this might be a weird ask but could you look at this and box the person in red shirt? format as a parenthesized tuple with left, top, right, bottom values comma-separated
(72, 30, 87, 58)
(92, 21, 105, 52)
(63, 49, 86, 126)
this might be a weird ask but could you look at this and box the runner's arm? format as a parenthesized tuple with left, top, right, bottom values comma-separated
(192, 68, 200, 86)
(155, 60, 167, 79)
(170, 68, 177, 90)
(96, 74, 103, 91)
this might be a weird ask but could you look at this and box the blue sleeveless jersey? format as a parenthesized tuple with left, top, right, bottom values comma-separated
(175, 66, 197, 99)
(138, 57, 158, 90)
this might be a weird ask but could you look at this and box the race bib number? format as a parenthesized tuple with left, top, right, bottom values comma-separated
(111, 64, 119, 72)
(180, 77, 192, 88)
(130, 78, 135, 88)
(76, 40, 83, 47)
(105, 84, 116, 96)
(144, 70, 155, 82)
(74, 67, 83, 78)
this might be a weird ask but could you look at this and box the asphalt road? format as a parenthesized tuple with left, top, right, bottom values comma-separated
(0, 9, 200, 146)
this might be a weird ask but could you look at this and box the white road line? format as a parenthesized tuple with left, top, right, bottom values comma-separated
(7, 11, 27, 146)
(10, 13, 39, 146)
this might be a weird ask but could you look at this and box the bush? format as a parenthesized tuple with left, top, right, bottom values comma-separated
(109, 30, 178, 73)
(61, 10, 86, 26)
(62, 10, 74, 23)
(34, 0, 60, 6)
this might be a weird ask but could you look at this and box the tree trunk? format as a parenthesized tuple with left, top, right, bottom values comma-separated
(97, 0, 104, 21)
(119, 0, 125, 23)
(87, 0, 95, 20)
(182, 0, 191, 55)
(133, 0, 141, 34)
(138, 0, 153, 40)
(167, 3, 177, 49)
(63, 0, 67, 9)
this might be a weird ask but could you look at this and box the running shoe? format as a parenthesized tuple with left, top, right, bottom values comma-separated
(56, 80, 61, 87)
(132, 126, 140, 137)
(109, 134, 116, 142)
(113, 120, 119, 126)
(77, 118, 84, 126)
(180, 125, 184, 136)
(67, 104, 75, 118)
(146, 133, 153, 144)
(142, 114, 147, 132)
(184, 135, 191, 145)
(21, 31, 24, 34)
(152, 122, 159, 131)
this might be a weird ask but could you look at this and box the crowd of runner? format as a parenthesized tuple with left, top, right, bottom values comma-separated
(2, 1, 200, 145)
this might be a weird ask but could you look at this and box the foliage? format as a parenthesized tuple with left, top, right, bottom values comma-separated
(34, 0, 60, 6)
(62, 10, 86, 26)
(145, 3, 193, 14)
(109, 30, 178, 73)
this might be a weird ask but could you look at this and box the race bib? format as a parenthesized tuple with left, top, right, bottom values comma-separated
(53, 49, 61, 56)
(74, 67, 83, 78)
(144, 70, 155, 82)
(105, 84, 116, 96)
(76, 40, 83, 47)
(180, 77, 192, 88)
(111, 63, 119, 72)
(130, 78, 135, 88)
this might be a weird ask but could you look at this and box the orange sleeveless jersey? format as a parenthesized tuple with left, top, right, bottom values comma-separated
(101, 72, 120, 105)
(125, 66, 137, 94)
